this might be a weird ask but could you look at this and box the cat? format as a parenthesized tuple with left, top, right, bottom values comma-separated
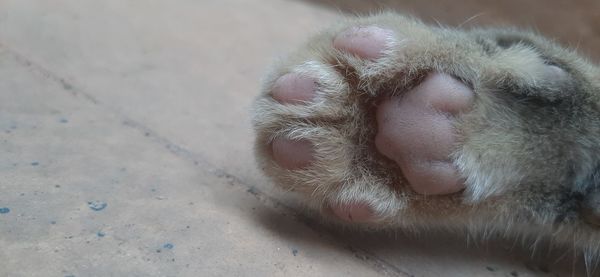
(252, 12, 600, 265)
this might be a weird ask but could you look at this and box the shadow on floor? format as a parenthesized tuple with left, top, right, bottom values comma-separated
(254, 199, 588, 276)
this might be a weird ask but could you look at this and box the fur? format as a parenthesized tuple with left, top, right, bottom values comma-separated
(252, 12, 600, 266)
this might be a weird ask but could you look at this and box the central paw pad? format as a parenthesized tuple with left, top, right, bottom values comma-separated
(375, 73, 474, 195)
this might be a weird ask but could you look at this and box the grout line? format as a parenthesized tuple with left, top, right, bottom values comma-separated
(1, 44, 411, 277)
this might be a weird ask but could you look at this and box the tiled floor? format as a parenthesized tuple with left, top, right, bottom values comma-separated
(0, 1, 597, 276)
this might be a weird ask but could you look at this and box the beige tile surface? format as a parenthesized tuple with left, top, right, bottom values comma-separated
(0, 1, 594, 276)
(0, 48, 386, 277)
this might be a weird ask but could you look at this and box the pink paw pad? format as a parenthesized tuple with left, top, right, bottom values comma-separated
(272, 73, 317, 104)
(333, 26, 394, 60)
(375, 73, 474, 195)
(330, 202, 375, 223)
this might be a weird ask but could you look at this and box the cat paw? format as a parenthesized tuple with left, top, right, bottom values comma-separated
(252, 12, 600, 256)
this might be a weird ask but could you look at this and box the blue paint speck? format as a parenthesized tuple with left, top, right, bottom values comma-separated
(31, 162, 39, 166)
(60, 118, 69, 123)
(0, 207, 10, 214)
(292, 249, 298, 256)
(50, 220, 56, 224)
(88, 201, 107, 211)
(97, 231, 105, 237)
(163, 243, 174, 249)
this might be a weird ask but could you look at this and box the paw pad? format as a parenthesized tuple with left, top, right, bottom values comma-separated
(333, 26, 394, 60)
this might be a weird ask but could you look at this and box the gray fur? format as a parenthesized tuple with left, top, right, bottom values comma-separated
(252, 12, 600, 261)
